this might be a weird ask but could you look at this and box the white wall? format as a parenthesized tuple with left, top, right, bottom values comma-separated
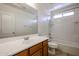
(0, 4, 37, 38)
(38, 11, 49, 36)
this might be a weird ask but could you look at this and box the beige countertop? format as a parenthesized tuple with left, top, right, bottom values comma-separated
(0, 34, 48, 56)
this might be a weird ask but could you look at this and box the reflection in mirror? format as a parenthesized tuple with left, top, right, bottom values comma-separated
(0, 3, 38, 38)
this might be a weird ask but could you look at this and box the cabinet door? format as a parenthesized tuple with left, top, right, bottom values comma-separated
(43, 45, 48, 56)
(29, 42, 42, 55)
(15, 49, 29, 56)
(2, 14, 15, 34)
(32, 49, 42, 56)
(43, 40, 48, 46)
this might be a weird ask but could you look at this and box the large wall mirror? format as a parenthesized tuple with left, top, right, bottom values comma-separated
(0, 3, 38, 38)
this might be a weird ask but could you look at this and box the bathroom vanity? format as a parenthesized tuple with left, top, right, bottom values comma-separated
(0, 34, 48, 56)
(15, 40, 48, 56)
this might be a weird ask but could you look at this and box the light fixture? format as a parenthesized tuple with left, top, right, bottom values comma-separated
(63, 12, 74, 16)
(49, 3, 72, 11)
(53, 14, 63, 19)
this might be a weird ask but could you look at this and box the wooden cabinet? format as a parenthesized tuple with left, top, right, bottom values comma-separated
(43, 40, 48, 46)
(29, 42, 42, 55)
(15, 39, 48, 56)
(32, 49, 42, 56)
(15, 49, 29, 56)
(43, 45, 48, 56)
(42, 40, 48, 56)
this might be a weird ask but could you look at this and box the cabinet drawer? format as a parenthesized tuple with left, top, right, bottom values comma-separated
(15, 49, 29, 56)
(43, 40, 48, 46)
(29, 42, 42, 55)
(32, 49, 42, 56)
(43, 45, 48, 56)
